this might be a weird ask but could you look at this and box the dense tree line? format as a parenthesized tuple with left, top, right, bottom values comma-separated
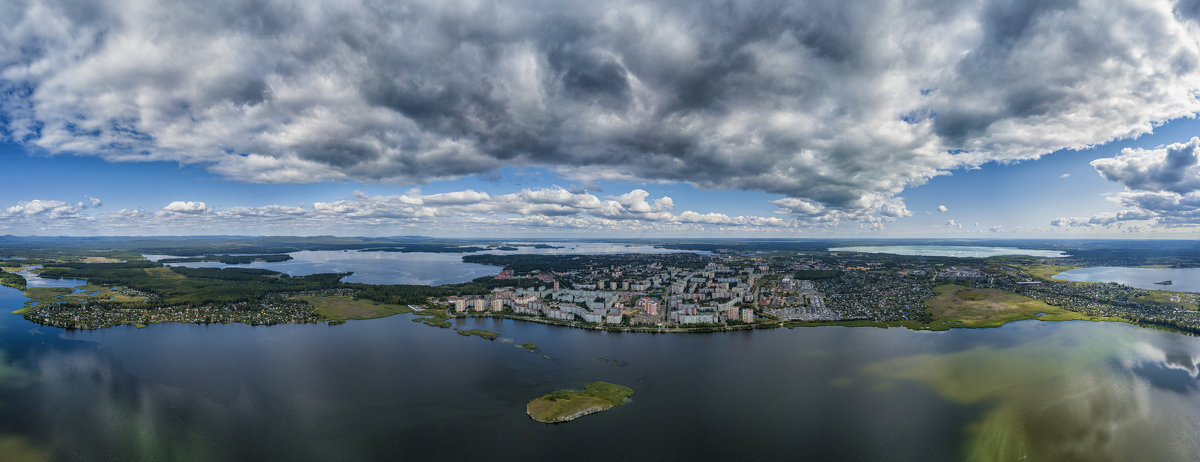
(38, 261, 350, 306)
(462, 253, 713, 273)
(32, 260, 543, 309)
(351, 277, 542, 305)
(157, 254, 293, 264)
(0, 271, 26, 290)
(360, 244, 490, 253)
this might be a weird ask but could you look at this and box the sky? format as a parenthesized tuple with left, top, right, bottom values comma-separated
(2, 0, 1200, 238)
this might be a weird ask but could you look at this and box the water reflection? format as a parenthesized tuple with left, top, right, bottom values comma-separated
(860, 322, 1200, 461)
(16, 266, 86, 288)
(1, 283, 1200, 460)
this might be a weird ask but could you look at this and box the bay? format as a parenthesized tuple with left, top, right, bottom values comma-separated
(1053, 267, 1200, 293)
(145, 243, 703, 285)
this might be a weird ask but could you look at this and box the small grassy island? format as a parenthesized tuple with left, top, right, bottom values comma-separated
(1154, 280, 1173, 286)
(526, 382, 633, 423)
(457, 329, 500, 340)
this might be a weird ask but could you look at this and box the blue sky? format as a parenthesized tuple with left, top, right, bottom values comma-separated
(2, 116, 1197, 237)
(2, 0, 1200, 237)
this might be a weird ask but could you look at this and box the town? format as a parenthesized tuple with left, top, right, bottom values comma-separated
(6, 247, 1200, 334)
(433, 251, 1200, 333)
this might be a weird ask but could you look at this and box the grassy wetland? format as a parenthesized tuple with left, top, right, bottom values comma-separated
(526, 382, 634, 423)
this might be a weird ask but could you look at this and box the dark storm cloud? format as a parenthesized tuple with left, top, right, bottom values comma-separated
(2, 0, 1199, 222)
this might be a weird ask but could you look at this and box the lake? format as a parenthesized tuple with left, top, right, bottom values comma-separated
(1053, 267, 1200, 293)
(145, 243, 703, 285)
(829, 245, 1067, 258)
(16, 265, 87, 288)
(1, 283, 1199, 460)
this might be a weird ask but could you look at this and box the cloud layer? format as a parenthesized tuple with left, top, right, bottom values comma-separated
(3, 0, 1200, 223)
(1054, 137, 1200, 229)
(0, 188, 791, 235)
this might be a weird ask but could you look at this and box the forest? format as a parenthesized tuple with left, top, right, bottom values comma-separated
(30, 258, 543, 310)
(462, 253, 713, 273)
(37, 261, 350, 306)
(351, 277, 542, 305)
(157, 254, 294, 264)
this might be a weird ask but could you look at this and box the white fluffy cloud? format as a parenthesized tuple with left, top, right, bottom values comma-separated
(4, 0, 1199, 224)
(0, 188, 789, 235)
(936, 205, 948, 213)
(1055, 137, 1200, 228)
(3, 199, 84, 219)
(309, 188, 787, 229)
(218, 205, 307, 218)
(1092, 137, 1200, 194)
(160, 201, 209, 215)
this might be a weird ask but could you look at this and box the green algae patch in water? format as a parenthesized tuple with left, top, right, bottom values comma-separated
(859, 324, 1196, 461)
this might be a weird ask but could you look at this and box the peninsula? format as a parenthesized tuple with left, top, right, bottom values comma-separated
(526, 382, 634, 423)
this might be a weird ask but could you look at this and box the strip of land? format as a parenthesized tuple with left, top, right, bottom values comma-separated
(2, 240, 1198, 335)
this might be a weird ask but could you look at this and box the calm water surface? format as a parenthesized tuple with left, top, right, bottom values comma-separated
(1, 282, 1199, 461)
(16, 265, 86, 288)
(145, 243, 703, 285)
(1053, 267, 1200, 293)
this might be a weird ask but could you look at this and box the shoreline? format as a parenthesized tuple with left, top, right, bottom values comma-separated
(2, 278, 1178, 335)
(8, 301, 1155, 335)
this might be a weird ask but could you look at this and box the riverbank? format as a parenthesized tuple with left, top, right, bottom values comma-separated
(5, 283, 1171, 335)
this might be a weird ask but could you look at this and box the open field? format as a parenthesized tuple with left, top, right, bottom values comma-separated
(78, 257, 123, 263)
(924, 284, 1093, 328)
(295, 295, 414, 321)
(526, 382, 633, 423)
(142, 267, 184, 279)
(14, 285, 148, 314)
